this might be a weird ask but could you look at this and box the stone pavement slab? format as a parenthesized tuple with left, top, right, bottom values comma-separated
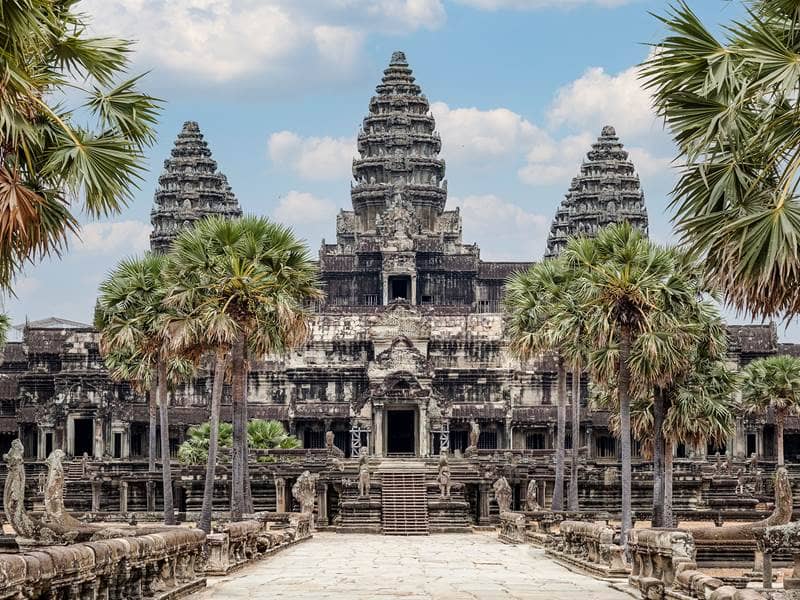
(194, 532, 630, 599)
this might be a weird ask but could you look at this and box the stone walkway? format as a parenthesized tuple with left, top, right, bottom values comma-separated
(195, 532, 630, 599)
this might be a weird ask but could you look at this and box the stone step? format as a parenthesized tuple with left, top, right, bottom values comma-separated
(381, 471, 430, 537)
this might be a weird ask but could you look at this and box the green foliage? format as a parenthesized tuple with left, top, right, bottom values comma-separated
(177, 419, 299, 464)
(741, 355, 800, 415)
(0, 0, 160, 288)
(642, 1, 800, 318)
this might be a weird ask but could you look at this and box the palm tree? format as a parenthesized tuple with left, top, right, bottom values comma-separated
(506, 259, 572, 511)
(95, 254, 184, 526)
(741, 355, 800, 466)
(564, 223, 696, 544)
(642, 1, 800, 319)
(0, 0, 159, 288)
(166, 216, 323, 521)
(178, 420, 300, 465)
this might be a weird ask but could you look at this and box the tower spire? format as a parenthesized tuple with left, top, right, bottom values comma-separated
(545, 125, 648, 258)
(149, 121, 242, 253)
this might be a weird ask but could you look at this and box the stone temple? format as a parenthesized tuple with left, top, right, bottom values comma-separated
(0, 51, 796, 533)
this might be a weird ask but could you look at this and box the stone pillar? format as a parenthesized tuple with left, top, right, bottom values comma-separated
(373, 403, 384, 458)
(91, 481, 102, 513)
(505, 417, 513, 449)
(120, 481, 128, 513)
(66, 416, 75, 456)
(538, 480, 547, 509)
(418, 405, 428, 457)
(317, 484, 328, 526)
(274, 477, 286, 512)
(586, 425, 594, 459)
(146, 480, 156, 512)
(478, 484, 491, 526)
(733, 416, 745, 459)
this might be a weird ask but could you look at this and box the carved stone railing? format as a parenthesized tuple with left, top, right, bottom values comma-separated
(545, 520, 627, 578)
(498, 512, 527, 544)
(756, 520, 800, 597)
(628, 528, 766, 600)
(204, 512, 312, 576)
(0, 528, 206, 599)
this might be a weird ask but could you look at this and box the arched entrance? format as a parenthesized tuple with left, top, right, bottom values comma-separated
(386, 407, 417, 456)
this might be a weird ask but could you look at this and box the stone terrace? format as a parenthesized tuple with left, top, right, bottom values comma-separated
(196, 532, 630, 599)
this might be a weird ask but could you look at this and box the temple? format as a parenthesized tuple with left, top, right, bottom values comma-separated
(0, 52, 797, 533)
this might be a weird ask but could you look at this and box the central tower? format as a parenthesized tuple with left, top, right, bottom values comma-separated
(320, 51, 486, 308)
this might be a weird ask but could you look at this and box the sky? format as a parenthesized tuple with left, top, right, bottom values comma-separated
(10, 0, 790, 339)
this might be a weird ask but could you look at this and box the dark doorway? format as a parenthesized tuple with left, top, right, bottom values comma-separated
(388, 276, 411, 302)
(785, 434, 800, 463)
(387, 410, 415, 455)
(74, 418, 94, 457)
(113, 432, 123, 459)
(746, 433, 757, 457)
(44, 432, 53, 457)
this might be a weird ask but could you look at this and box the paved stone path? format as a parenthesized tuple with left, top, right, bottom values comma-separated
(196, 532, 630, 599)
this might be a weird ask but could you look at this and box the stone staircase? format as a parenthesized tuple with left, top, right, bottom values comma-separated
(380, 471, 429, 536)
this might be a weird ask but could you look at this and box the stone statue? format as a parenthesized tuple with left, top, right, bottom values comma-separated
(437, 451, 451, 499)
(43, 449, 81, 528)
(358, 453, 370, 498)
(292, 471, 318, 517)
(4, 440, 38, 539)
(525, 479, 540, 511)
(465, 420, 480, 458)
(81, 452, 89, 477)
(493, 476, 513, 514)
(748, 452, 759, 474)
(325, 431, 344, 458)
(735, 468, 746, 496)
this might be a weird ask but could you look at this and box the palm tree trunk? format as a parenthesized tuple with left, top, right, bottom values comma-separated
(148, 383, 157, 473)
(243, 375, 253, 515)
(619, 325, 633, 547)
(199, 351, 227, 534)
(568, 362, 581, 511)
(777, 408, 786, 467)
(157, 359, 176, 526)
(552, 357, 566, 512)
(652, 386, 666, 528)
(231, 332, 247, 521)
(664, 438, 674, 528)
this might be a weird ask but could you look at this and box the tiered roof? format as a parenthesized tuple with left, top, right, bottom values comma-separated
(149, 121, 241, 253)
(545, 126, 648, 258)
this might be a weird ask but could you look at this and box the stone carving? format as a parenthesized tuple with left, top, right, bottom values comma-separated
(465, 420, 480, 458)
(358, 453, 370, 498)
(493, 476, 512, 513)
(325, 431, 344, 458)
(437, 451, 451, 499)
(44, 449, 82, 528)
(525, 479, 540, 511)
(735, 468, 746, 495)
(748, 452, 759, 474)
(4, 440, 38, 539)
(292, 471, 318, 517)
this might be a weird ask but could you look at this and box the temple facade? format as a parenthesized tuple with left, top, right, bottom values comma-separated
(0, 52, 798, 521)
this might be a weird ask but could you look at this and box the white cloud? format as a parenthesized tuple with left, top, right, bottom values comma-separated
(451, 194, 549, 260)
(548, 65, 655, 135)
(456, 0, 632, 9)
(430, 101, 544, 164)
(81, 0, 444, 85)
(273, 191, 339, 245)
(268, 131, 356, 181)
(71, 221, 152, 255)
(518, 132, 593, 185)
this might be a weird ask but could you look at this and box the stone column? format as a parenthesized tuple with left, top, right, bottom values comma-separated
(274, 477, 286, 512)
(146, 480, 156, 512)
(373, 403, 384, 457)
(586, 425, 594, 459)
(66, 416, 75, 456)
(505, 418, 513, 450)
(418, 405, 428, 457)
(120, 481, 128, 513)
(317, 484, 328, 526)
(91, 481, 102, 513)
(478, 484, 491, 526)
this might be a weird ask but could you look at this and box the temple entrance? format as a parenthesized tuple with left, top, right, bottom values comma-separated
(387, 409, 415, 455)
(73, 418, 94, 457)
(388, 276, 411, 302)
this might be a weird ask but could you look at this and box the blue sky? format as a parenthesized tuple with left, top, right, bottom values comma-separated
(11, 0, 787, 338)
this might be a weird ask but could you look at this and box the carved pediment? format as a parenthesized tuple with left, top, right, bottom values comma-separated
(368, 337, 431, 380)
(368, 301, 430, 345)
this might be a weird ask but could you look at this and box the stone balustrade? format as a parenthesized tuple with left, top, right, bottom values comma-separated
(204, 512, 312, 576)
(0, 528, 206, 599)
(498, 512, 527, 544)
(628, 528, 765, 600)
(544, 520, 627, 578)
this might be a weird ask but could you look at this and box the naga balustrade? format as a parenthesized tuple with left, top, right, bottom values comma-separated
(498, 512, 526, 544)
(204, 512, 312, 576)
(544, 520, 627, 578)
(0, 528, 206, 600)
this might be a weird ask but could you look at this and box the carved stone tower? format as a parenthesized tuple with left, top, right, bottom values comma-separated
(545, 126, 649, 258)
(149, 121, 242, 253)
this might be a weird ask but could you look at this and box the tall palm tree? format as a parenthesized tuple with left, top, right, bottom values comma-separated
(642, 1, 800, 319)
(506, 259, 573, 511)
(166, 216, 323, 521)
(564, 223, 696, 544)
(741, 355, 800, 466)
(0, 0, 159, 288)
(95, 254, 183, 526)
